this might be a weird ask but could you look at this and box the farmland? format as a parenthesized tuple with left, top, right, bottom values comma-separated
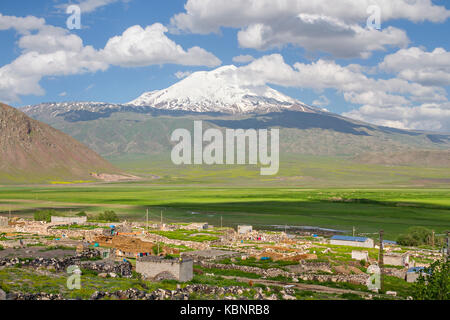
(0, 186, 448, 240)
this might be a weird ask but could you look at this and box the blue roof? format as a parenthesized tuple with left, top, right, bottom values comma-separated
(407, 267, 429, 274)
(383, 240, 398, 245)
(330, 235, 369, 242)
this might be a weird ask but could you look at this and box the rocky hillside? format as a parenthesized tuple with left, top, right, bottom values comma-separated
(0, 103, 122, 183)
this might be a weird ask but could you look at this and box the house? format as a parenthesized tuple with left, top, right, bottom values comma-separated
(383, 240, 398, 246)
(185, 223, 209, 231)
(51, 216, 87, 225)
(384, 253, 410, 267)
(330, 235, 374, 248)
(238, 225, 253, 234)
(406, 267, 427, 283)
(352, 250, 369, 261)
(136, 256, 193, 282)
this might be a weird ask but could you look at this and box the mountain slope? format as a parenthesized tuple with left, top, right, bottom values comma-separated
(0, 103, 122, 183)
(127, 65, 318, 114)
(20, 64, 450, 169)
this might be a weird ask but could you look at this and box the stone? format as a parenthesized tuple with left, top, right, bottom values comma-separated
(0, 288, 6, 300)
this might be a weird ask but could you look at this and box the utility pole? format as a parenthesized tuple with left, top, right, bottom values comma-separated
(447, 231, 449, 259)
(220, 216, 223, 229)
(432, 230, 435, 248)
(146, 209, 149, 233)
(379, 230, 384, 293)
(353, 226, 355, 237)
(9, 208, 11, 220)
(160, 210, 163, 227)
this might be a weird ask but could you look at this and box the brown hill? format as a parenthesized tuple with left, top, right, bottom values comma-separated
(0, 103, 123, 184)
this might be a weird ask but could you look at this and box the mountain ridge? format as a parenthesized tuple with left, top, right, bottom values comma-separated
(0, 103, 124, 183)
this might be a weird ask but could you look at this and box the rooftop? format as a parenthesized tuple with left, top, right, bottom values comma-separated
(330, 235, 369, 242)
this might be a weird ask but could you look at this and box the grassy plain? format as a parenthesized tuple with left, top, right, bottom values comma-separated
(0, 186, 448, 240)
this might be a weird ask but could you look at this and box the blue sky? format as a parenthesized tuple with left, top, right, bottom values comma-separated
(0, 0, 449, 131)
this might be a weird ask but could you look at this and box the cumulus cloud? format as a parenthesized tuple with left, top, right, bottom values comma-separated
(171, 0, 449, 58)
(0, 13, 45, 34)
(232, 54, 255, 64)
(343, 103, 450, 132)
(210, 53, 449, 131)
(0, 15, 221, 103)
(379, 47, 450, 86)
(102, 24, 221, 67)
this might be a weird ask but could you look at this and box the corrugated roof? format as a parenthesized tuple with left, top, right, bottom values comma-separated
(330, 235, 369, 242)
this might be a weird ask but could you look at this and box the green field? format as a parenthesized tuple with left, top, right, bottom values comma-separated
(0, 186, 449, 240)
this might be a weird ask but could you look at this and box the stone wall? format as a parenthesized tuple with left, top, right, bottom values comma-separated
(0, 216, 8, 227)
(136, 256, 193, 282)
(198, 261, 369, 285)
(0, 249, 132, 277)
(51, 216, 87, 225)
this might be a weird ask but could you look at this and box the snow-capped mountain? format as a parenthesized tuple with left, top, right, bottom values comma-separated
(127, 65, 317, 114)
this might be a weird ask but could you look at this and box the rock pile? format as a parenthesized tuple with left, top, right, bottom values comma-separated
(0, 249, 132, 277)
(90, 285, 263, 301)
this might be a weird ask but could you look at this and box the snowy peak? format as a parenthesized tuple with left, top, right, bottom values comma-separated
(128, 65, 317, 114)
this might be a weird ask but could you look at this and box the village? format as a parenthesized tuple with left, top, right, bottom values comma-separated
(0, 214, 447, 300)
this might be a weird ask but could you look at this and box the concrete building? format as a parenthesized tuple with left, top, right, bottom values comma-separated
(384, 253, 409, 267)
(406, 267, 427, 283)
(352, 250, 369, 261)
(330, 235, 374, 248)
(136, 256, 193, 282)
(185, 223, 209, 231)
(0, 216, 8, 227)
(51, 216, 87, 225)
(238, 225, 253, 234)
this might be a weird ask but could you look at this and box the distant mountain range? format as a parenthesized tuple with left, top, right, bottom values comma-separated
(0, 103, 123, 184)
(21, 67, 450, 168)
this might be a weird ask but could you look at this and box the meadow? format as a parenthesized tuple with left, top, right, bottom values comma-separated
(0, 186, 449, 240)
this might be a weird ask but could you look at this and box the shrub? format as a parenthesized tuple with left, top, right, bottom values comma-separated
(96, 210, 119, 222)
(34, 210, 57, 222)
(412, 257, 449, 300)
(397, 227, 433, 246)
(76, 211, 87, 217)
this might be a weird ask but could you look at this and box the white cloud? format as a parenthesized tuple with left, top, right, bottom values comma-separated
(232, 54, 255, 64)
(379, 47, 450, 86)
(56, 0, 131, 14)
(101, 24, 221, 67)
(0, 15, 221, 103)
(343, 103, 450, 132)
(171, 0, 449, 58)
(174, 71, 192, 79)
(59, 91, 67, 97)
(312, 95, 330, 107)
(0, 13, 45, 34)
(209, 53, 449, 131)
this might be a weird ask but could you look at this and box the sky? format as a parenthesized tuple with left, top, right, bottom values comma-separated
(0, 0, 449, 132)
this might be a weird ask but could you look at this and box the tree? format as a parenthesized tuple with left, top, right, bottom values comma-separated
(96, 210, 119, 222)
(397, 227, 433, 246)
(34, 210, 56, 222)
(412, 257, 449, 300)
